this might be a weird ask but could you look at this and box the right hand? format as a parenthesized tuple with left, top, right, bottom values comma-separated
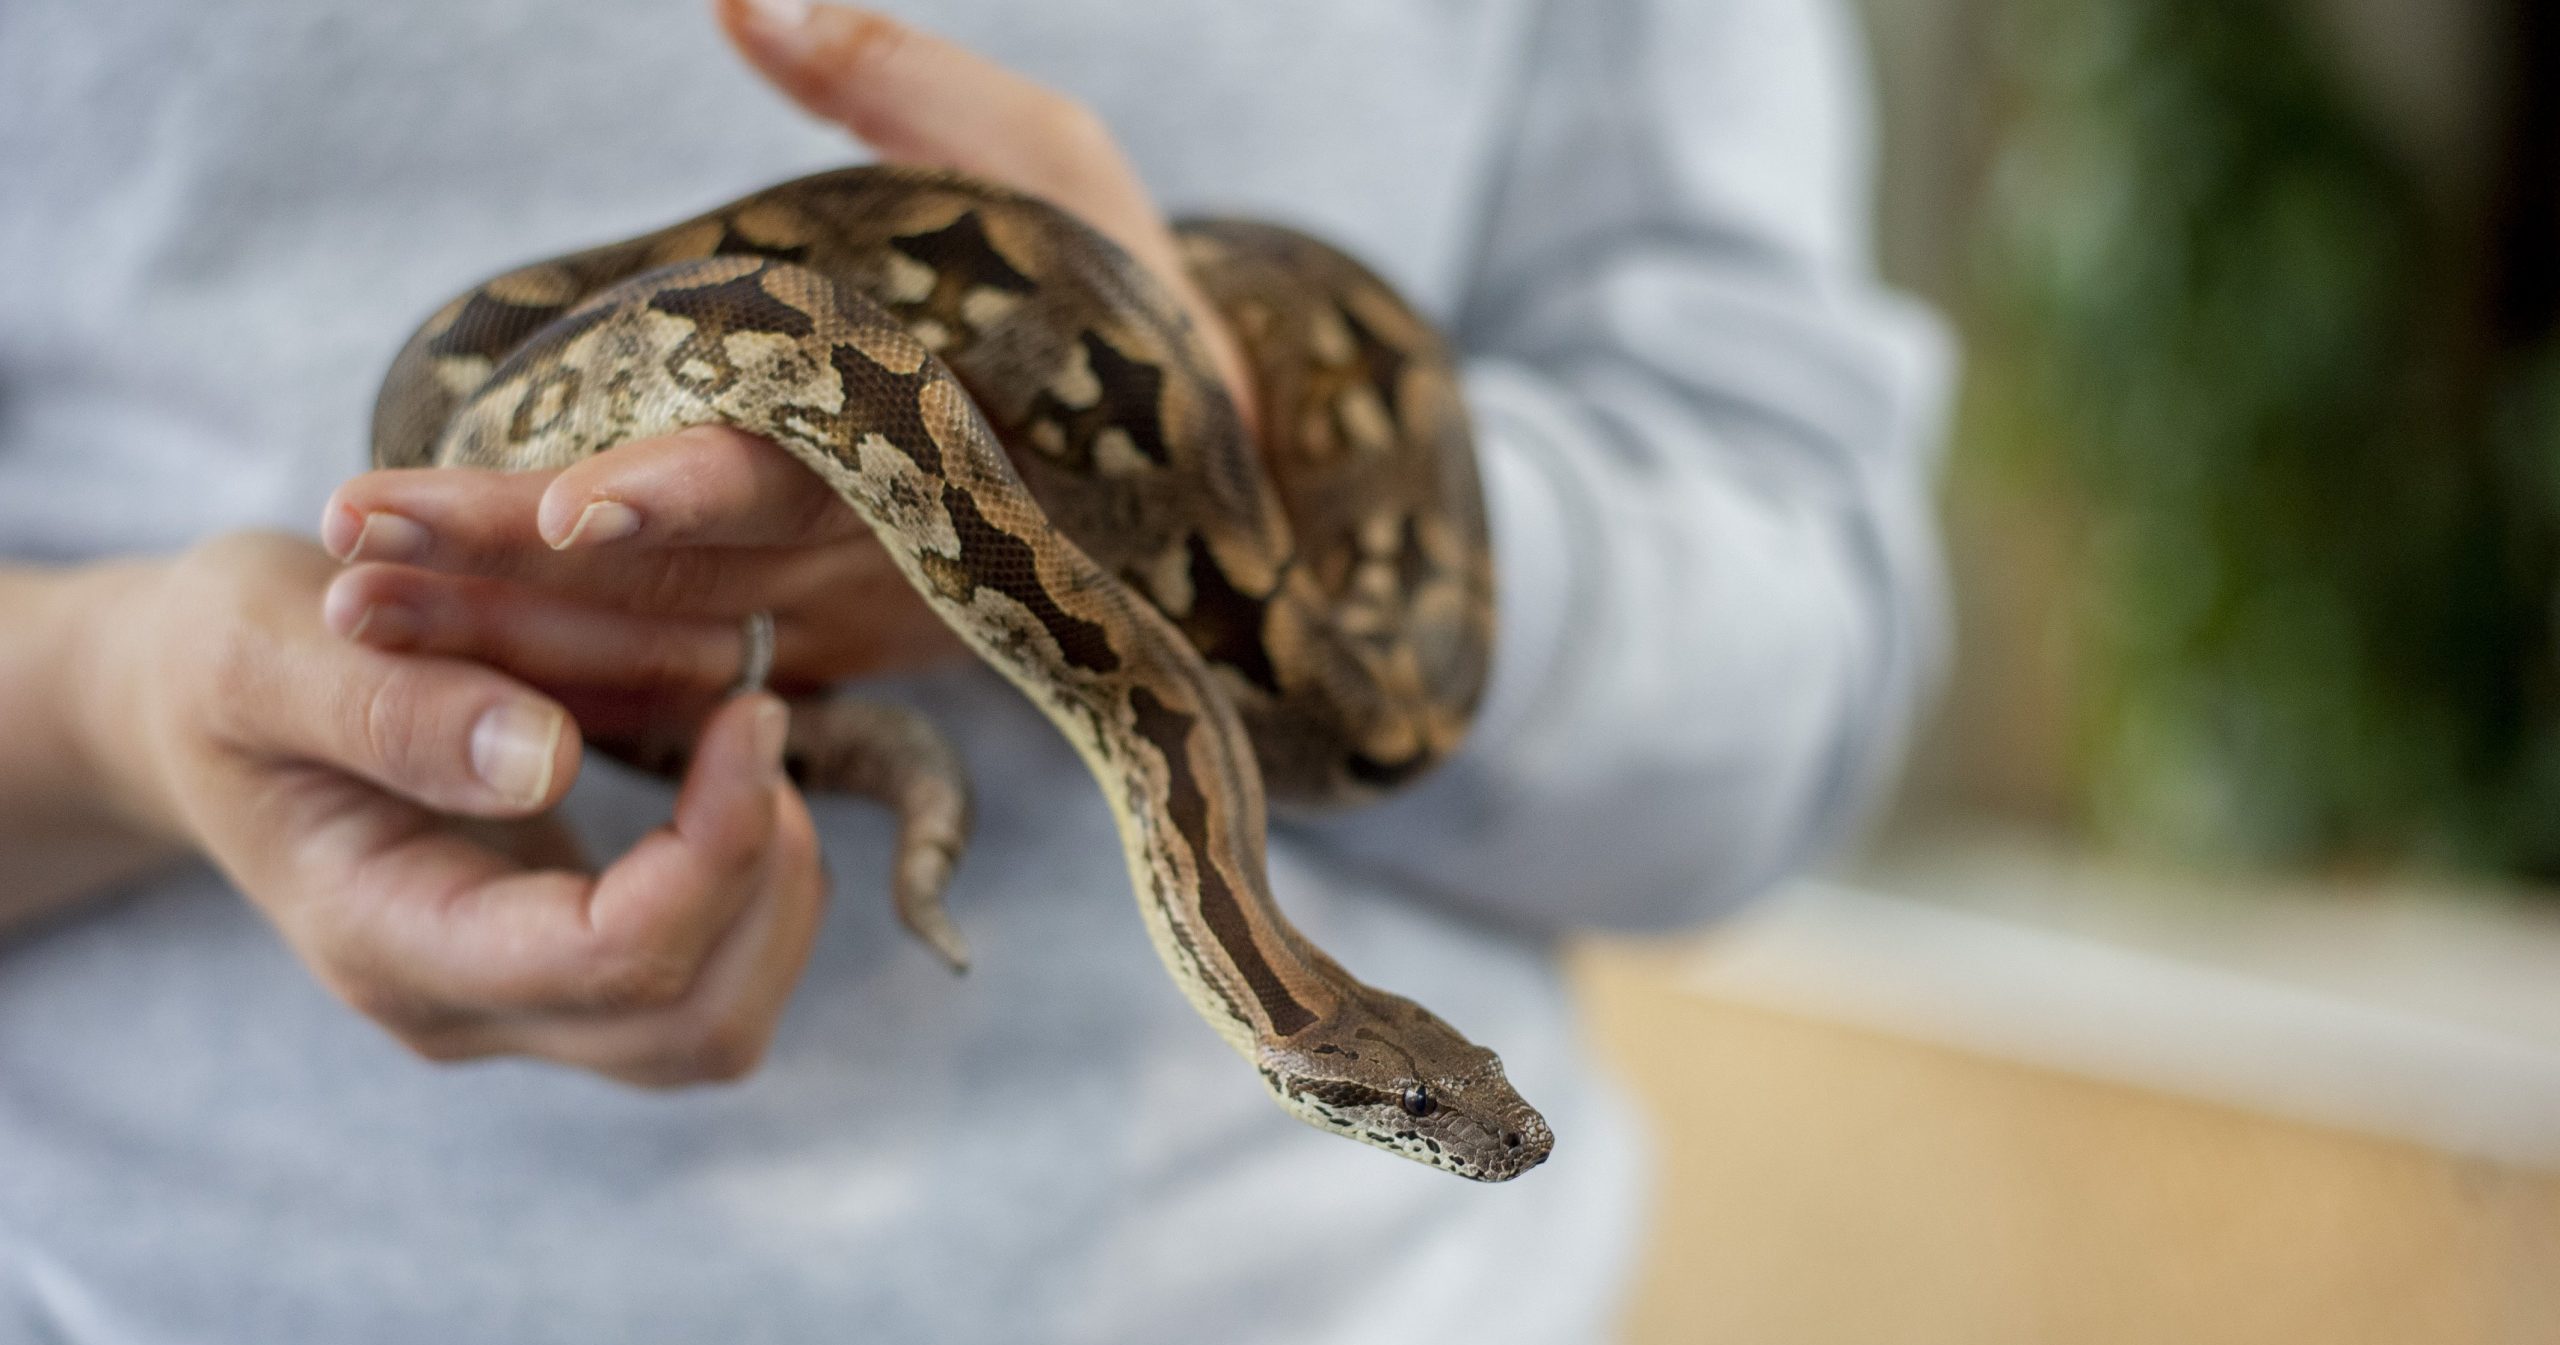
(68, 532, 827, 1087)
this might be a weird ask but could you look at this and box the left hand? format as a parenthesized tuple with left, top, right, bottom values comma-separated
(322, 0, 1253, 724)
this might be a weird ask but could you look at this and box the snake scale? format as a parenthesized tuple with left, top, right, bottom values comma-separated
(373, 166, 1551, 1181)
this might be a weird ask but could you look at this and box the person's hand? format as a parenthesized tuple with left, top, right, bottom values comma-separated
(319, 1, 1253, 724)
(718, 0, 1256, 418)
(70, 534, 826, 1087)
(229, 5, 1243, 1084)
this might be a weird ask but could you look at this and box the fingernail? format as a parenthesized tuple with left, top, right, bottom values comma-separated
(555, 500, 642, 550)
(344, 512, 428, 564)
(471, 701, 564, 806)
(741, 0, 813, 29)
(753, 699, 790, 779)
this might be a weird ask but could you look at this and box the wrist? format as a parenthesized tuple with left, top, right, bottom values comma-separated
(0, 558, 190, 921)
(48, 557, 192, 851)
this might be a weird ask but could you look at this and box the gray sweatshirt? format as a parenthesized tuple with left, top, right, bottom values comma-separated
(0, 0, 1947, 1340)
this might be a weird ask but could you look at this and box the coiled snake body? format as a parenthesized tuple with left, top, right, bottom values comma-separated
(374, 166, 1551, 1181)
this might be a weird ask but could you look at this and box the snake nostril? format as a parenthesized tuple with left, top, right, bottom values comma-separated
(1504, 1131, 1522, 1149)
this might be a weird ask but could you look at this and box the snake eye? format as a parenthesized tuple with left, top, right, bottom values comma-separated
(1400, 1085, 1435, 1118)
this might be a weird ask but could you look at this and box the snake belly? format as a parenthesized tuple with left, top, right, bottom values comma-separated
(372, 166, 1550, 1181)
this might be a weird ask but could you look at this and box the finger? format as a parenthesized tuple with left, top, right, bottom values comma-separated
(323, 563, 749, 697)
(322, 467, 551, 565)
(195, 550, 582, 818)
(323, 470, 855, 617)
(538, 425, 864, 552)
(284, 694, 792, 1020)
(713, 1, 1259, 424)
(714, 1, 1171, 270)
(464, 784, 827, 1087)
(321, 557, 968, 696)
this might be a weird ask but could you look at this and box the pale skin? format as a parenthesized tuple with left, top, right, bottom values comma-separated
(0, 0, 1256, 1087)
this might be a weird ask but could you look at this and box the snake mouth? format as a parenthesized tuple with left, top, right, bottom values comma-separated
(1487, 1128, 1555, 1181)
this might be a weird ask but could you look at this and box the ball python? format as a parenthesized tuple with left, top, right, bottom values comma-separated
(373, 166, 1551, 1182)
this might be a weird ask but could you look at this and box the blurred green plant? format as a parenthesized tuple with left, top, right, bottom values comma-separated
(1981, 0, 2560, 875)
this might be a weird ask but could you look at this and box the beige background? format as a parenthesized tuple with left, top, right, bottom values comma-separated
(1578, 943, 2560, 1344)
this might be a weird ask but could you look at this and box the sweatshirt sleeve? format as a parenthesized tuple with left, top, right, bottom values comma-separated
(1284, 0, 1953, 934)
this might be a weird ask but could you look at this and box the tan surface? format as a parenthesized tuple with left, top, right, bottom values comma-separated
(1572, 943, 2560, 1345)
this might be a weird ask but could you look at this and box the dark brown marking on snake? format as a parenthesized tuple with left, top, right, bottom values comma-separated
(507, 365, 580, 444)
(1342, 305, 1410, 411)
(1346, 749, 1431, 790)
(1126, 686, 1314, 1037)
(1151, 868, 1246, 1024)
(1394, 513, 1436, 596)
(891, 211, 1037, 297)
(663, 330, 738, 398)
(1025, 332, 1173, 471)
(890, 211, 1036, 349)
(1080, 333, 1173, 464)
(824, 347, 942, 472)
(428, 291, 576, 363)
(1177, 533, 1279, 694)
(645, 270, 816, 340)
(938, 481, 1121, 676)
(1297, 1080, 1396, 1110)
(711, 222, 812, 265)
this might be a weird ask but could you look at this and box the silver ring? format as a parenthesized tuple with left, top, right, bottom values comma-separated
(733, 610, 777, 695)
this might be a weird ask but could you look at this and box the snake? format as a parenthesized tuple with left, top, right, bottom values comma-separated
(372, 166, 1551, 1182)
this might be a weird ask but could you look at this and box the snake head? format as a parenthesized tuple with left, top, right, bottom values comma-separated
(1259, 987, 1553, 1182)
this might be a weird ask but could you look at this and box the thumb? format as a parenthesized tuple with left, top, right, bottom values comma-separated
(712, 0, 1152, 256)
(269, 571, 586, 818)
(715, 1, 1082, 169)
(711, 0, 1264, 431)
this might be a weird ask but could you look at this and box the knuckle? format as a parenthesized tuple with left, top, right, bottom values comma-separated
(333, 974, 415, 1027)
(677, 1014, 770, 1084)
(188, 587, 276, 710)
(596, 1013, 768, 1089)
(357, 665, 430, 778)
(582, 946, 700, 1013)
(627, 627, 732, 692)
(398, 1027, 487, 1065)
(197, 620, 268, 734)
(630, 554, 730, 615)
(159, 535, 332, 748)
(324, 961, 448, 1040)
(604, 1063, 689, 1092)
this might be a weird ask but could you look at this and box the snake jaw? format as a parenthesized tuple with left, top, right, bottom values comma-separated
(1260, 1016, 1553, 1182)
(1265, 1063, 1552, 1182)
